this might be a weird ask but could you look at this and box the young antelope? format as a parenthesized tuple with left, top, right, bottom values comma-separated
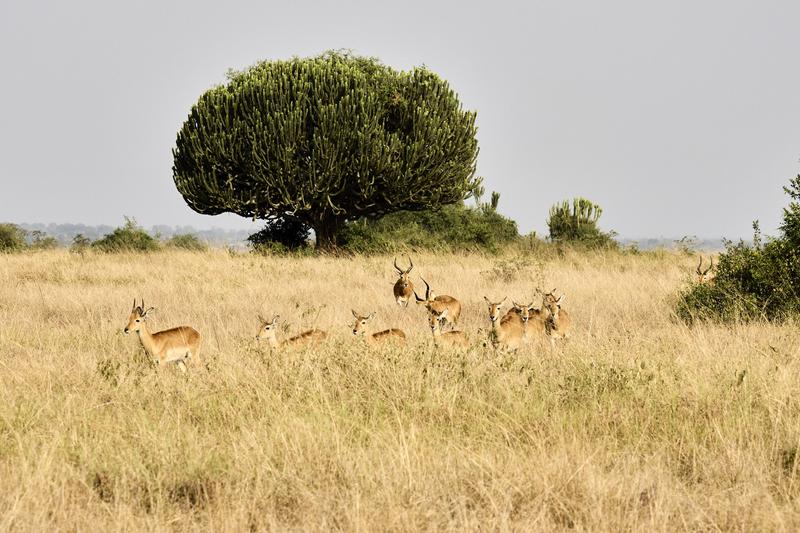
(351, 310, 406, 345)
(256, 315, 328, 349)
(123, 299, 201, 373)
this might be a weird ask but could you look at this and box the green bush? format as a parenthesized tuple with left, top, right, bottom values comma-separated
(337, 194, 518, 253)
(92, 218, 160, 253)
(547, 197, 617, 249)
(781, 175, 800, 247)
(166, 233, 207, 251)
(676, 176, 800, 323)
(0, 223, 27, 252)
(70, 234, 92, 256)
(247, 217, 311, 254)
(28, 230, 59, 250)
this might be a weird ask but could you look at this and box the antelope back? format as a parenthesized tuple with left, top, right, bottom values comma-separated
(370, 328, 407, 344)
(287, 329, 328, 346)
(438, 330, 469, 347)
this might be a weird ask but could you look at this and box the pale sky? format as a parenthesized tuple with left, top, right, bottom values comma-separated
(1, 0, 798, 239)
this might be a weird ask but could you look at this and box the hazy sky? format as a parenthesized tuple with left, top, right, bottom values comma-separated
(1, 0, 799, 239)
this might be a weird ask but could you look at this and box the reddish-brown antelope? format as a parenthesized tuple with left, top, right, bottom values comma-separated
(351, 310, 406, 345)
(414, 278, 461, 329)
(123, 299, 201, 373)
(484, 297, 526, 351)
(427, 308, 469, 348)
(696, 256, 716, 284)
(255, 315, 328, 349)
(541, 289, 571, 343)
(509, 300, 548, 341)
(519, 301, 547, 339)
(392, 256, 414, 306)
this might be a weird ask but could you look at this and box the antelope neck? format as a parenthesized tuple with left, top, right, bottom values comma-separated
(136, 323, 158, 356)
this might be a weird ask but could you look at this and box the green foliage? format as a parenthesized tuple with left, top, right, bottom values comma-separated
(92, 217, 160, 253)
(337, 194, 518, 254)
(173, 51, 481, 249)
(28, 230, 58, 250)
(70, 234, 92, 256)
(166, 233, 207, 251)
(247, 217, 310, 254)
(780, 174, 800, 247)
(547, 197, 617, 249)
(0, 223, 27, 252)
(677, 179, 800, 323)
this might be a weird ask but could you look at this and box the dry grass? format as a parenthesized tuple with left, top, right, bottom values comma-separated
(1, 248, 799, 531)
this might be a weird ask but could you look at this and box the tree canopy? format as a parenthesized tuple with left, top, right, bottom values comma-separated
(173, 51, 481, 249)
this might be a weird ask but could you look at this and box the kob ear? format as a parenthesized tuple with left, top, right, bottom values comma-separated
(556, 295, 565, 306)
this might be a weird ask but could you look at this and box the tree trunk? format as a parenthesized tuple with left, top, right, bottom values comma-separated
(313, 218, 340, 251)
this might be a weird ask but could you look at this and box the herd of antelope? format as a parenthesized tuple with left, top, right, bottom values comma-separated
(124, 255, 717, 372)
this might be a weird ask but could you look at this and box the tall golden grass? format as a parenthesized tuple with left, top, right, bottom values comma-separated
(1, 249, 799, 531)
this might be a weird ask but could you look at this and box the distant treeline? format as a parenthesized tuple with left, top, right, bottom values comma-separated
(15, 223, 252, 246)
(4, 223, 726, 252)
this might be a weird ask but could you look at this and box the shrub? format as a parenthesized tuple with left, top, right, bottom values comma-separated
(0, 223, 27, 252)
(92, 217, 160, 253)
(247, 217, 311, 253)
(336, 193, 519, 254)
(70, 234, 92, 256)
(781, 175, 800, 247)
(166, 233, 207, 251)
(676, 177, 800, 323)
(547, 197, 617, 249)
(28, 230, 59, 250)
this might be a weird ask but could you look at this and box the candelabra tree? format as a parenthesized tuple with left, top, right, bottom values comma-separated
(172, 51, 481, 249)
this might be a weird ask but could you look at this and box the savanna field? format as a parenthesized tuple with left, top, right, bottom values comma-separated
(2, 248, 800, 531)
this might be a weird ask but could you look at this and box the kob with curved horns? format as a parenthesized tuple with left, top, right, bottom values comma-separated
(414, 277, 461, 329)
(696, 256, 717, 284)
(392, 256, 415, 306)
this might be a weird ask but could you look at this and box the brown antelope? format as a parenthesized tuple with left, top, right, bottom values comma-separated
(414, 278, 461, 329)
(541, 289, 571, 343)
(696, 256, 717, 284)
(509, 300, 548, 341)
(256, 315, 328, 349)
(427, 308, 469, 348)
(351, 310, 406, 345)
(392, 256, 414, 306)
(123, 299, 201, 373)
(484, 297, 526, 351)
(519, 301, 547, 339)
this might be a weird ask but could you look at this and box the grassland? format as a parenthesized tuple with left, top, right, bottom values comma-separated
(1, 249, 799, 531)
